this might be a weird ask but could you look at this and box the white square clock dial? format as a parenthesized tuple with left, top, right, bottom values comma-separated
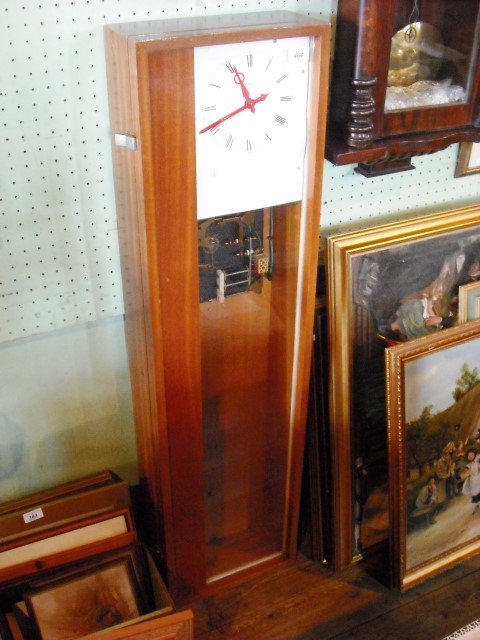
(194, 36, 312, 219)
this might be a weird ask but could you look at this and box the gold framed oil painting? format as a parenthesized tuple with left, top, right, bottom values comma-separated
(386, 320, 480, 590)
(326, 205, 480, 570)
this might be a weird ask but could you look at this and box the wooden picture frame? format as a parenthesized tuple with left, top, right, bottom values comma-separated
(0, 508, 135, 585)
(301, 296, 332, 563)
(0, 479, 131, 549)
(455, 142, 480, 178)
(458, 281, 480, 323)
(0, 470, 118, 518)
(26, 543, 150, 604)
(83, 610, 194, 640)
(386, 320, 480, 590)
(26, 556, 145, 639)
(326, 204, 480, 569)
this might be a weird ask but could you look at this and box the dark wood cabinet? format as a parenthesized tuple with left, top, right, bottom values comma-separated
(326, 0, 480, 176)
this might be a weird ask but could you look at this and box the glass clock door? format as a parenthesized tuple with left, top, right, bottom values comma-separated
(198, 205, 299, 582)
(385, 0, 480, 113)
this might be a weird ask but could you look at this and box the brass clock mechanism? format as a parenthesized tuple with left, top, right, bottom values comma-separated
(198, 208, 271, 303)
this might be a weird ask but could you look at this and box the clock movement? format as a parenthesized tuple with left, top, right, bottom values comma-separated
(326, 0, 480, 176)
(104, 12, 330, 598)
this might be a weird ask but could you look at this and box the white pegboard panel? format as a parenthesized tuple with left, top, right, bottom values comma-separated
(320, 145, 480, 234)
(1, 2, 121, 341)
(1, 0, 478, 342)
(0, 0, 335, 343)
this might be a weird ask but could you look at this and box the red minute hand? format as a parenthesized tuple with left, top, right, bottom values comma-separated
(199, 93, 268, 134)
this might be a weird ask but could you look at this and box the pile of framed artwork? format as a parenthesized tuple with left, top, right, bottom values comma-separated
(326, 204, 480, 589)
(0, 471, 135, 584)
(300, 295, 332, 565)
(0, 471, 187, 640)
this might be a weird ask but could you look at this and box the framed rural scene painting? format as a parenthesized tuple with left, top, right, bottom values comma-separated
(386, 320, 480, 589)
(326, 205, 480, 569)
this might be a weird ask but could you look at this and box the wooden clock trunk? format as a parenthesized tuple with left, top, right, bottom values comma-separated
(104, 12, 330, 600)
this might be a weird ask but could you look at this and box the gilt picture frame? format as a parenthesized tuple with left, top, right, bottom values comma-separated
(455, 142, 480, 178)
(458, 281, 480, 323)
(326, 205, 480, 570)
(386, 320, 480, 589)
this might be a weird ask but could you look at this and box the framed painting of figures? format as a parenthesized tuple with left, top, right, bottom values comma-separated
(386, 320, 480, 589)
(326, 205, 480, 570)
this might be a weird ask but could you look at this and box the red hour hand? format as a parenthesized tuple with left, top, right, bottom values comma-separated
(233, 67, 254, 111)
(199, 93, 268, 135)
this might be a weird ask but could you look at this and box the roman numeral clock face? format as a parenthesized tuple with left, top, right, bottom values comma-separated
(194, 37, 311, 219)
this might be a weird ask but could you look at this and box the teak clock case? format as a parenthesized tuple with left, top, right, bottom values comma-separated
(104, 12, 330, 599)
(326, 0, 480, 176)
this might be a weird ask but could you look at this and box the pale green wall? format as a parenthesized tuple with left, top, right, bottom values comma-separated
(0, 317, 137, 501)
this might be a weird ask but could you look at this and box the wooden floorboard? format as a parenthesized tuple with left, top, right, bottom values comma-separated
(182, 554, 480, 639)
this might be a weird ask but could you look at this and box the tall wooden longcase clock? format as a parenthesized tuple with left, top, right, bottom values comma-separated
(104, 11, 330, 599)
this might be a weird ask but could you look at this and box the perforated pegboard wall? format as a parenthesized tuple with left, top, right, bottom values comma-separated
(1, 0, 478, 342)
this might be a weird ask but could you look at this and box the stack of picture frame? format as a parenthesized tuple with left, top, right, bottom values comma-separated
(326, 204, 480, 589)
(0, 471, 187, 639)
(300, 294, 332, 564)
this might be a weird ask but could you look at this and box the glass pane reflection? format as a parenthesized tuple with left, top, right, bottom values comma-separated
(386, 1, 480, 112)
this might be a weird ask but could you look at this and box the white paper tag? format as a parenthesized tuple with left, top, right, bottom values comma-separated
(22, 507, 44, 524)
